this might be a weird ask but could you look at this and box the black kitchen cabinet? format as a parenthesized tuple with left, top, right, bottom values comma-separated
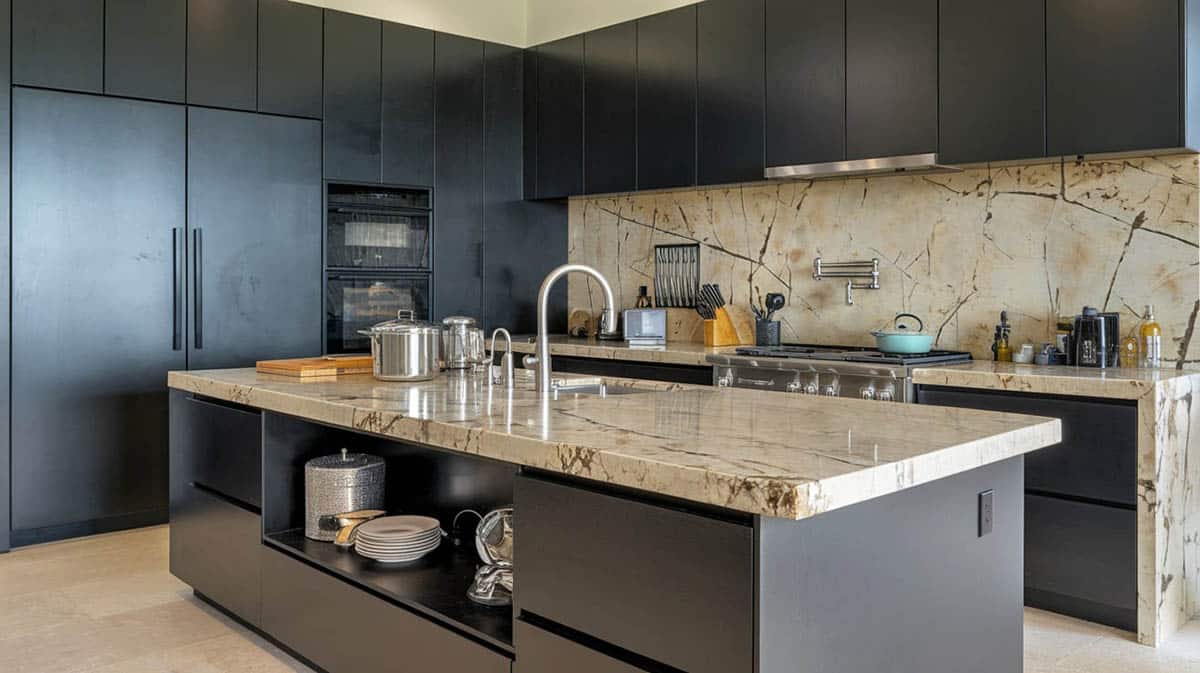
(1047, 0, 1182, 156)
(939, 0, 1045, 164)
(764, 0, 845, 168)
(517, 620, 649, 673)
(12, 88, 186, 541)
(916, 385, 1138, 630)
(324, 10, 382, 183)
(697, 0, 764, 185)
(523, 49, 540, 200)
(845, 0, 937, 159)
(169, 391, 263, 627)
(105, 0, 187, 102)
(187, 107, 322, 370)
(13, 0, 103, 93)
(383, 23, 436, 187)
(637, 6, 697, 190)
(583, 21, 637, 195)
(188, 0, 258, 111)
(0, 0, 11, 553)
(536, 36, 585, 199)
(258, 0, 323, 119)
(434, 33, 486, 320)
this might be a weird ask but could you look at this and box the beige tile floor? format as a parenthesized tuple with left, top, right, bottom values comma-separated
(1, 525, 1198, 673)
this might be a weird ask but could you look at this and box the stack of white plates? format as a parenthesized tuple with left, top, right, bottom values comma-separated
(354, 515, 443, 563)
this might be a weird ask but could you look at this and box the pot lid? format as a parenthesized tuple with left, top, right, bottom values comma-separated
(305, 448, 385, 472)
(362, 310, 440, 335)
(442, 315, 478, 327)
(873, 312, 927, 336)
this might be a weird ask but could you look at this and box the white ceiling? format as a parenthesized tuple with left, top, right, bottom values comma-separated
(292, 0, 702, 47)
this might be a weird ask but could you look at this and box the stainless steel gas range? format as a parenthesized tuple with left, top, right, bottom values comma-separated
(706, 345, 972, 403)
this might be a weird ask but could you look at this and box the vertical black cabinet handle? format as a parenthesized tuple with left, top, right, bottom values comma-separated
(193, 228, 203, 349)
(172, 228, 182, 350)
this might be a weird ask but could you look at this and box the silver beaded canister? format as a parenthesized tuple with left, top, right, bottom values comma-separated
(304, 449, 386, 541)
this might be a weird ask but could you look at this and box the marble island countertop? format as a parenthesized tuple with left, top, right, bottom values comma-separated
(168, 367, 1060, 520)
(912, 361, 1200, 399)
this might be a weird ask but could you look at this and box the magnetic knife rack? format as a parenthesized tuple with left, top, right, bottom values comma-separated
(812, 257, 880, 305)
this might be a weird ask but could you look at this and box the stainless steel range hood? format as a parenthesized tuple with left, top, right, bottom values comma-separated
(764, 152, 960, 180)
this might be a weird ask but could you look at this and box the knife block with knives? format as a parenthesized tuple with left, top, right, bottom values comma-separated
(696, 283, 743, 347)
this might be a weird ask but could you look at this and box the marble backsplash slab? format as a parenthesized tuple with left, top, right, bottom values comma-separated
(568, 155, 1200, 365)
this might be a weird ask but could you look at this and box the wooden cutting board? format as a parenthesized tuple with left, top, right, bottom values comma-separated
(256, 355, 374, 378)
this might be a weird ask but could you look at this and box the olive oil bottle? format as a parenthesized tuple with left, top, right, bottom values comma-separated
(1140, 305, 1162, 368)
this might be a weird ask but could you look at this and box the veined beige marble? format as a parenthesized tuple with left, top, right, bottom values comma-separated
(568, 155, 1200, 367)
(168, 368, 1059, 521)
(914, 362, 1200, 647)
(508, 334, 736, 367)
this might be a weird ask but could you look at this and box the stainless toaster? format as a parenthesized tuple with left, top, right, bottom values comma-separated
(622, 308, 667, 345)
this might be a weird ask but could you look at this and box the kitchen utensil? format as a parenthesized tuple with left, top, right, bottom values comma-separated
(871, 313, 935, 354)
(468, 507, 514, 606)
(654, 244, 699, 308)
(332, 509, 386, 547)
(256, 355, 374, 378)
(765, 293, 785, 320)
(358, 310, 442, 381)
(354, 515, 443, 563)
(442, 316, 486, 370)
(704, 307, 741, 347)
(305, 449, 386, 542)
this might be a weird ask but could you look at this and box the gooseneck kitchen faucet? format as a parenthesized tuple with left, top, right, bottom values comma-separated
(528, 264, 619, 394)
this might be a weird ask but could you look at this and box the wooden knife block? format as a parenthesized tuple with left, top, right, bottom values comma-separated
(703, 308, 741, 347)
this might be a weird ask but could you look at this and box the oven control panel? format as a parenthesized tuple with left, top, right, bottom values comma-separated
(713, 366, 907, 402)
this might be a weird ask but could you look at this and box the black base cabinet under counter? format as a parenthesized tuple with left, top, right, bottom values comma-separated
(916, 385, 1138, 631)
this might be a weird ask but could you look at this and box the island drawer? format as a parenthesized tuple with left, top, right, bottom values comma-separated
(916, 386, 1136, 506)
(514, 473, 753, 673)
(169, 483, 261, 627)
(260, 548, 511, 673)
(170, 392, 262, 508)
(515, 620, 647, 673)
(1025, 493, 1136, 630)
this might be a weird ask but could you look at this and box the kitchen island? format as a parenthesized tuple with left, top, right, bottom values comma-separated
(167, 367, 1060, 673)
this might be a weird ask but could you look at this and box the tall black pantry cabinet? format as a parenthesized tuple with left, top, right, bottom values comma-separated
(12, 89, 186, 542)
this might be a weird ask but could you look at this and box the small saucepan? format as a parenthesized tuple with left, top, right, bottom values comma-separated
(871, 313, 934, 354)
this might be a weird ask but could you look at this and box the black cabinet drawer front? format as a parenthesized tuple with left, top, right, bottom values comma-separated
(541, 355, 712, 386)
(514, 474, 753, 673)
(261, 549, 510, 673)
(516, 620, 648, 673)
(1025, 494, 1136, 629)
(170, 484, 261, 626)
(917, 387, 1135, 506)
(180, 395, 262, 508)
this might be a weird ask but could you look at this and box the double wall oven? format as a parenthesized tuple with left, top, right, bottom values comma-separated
(325, 184, 432, 353)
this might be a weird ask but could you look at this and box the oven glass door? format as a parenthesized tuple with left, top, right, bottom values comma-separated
(327, 207, 431, 270)
(326, 274, 431, 353)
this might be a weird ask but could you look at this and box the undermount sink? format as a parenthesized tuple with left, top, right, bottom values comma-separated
(551, 383, 645, 399)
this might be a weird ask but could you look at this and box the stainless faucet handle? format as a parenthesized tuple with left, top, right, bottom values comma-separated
(488, 328, 515, 389)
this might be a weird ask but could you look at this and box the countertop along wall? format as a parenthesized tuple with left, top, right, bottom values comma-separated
(569, 155, 1200, 368)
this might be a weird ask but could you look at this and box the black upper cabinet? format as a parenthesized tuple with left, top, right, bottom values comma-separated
(258, 0, 323, 119)
(523, 49, 539, 200)
(536, 36, 585, 199)
(1047, 0, 1181, 156)
(434, 33, 486, 320)
(765, 0, 845, 167)
(940, 0, 1045, 164)
(637, 6, 698, 190)
(584, 22, 637, 195)
(13, 0, 104, 93)
(105, 0, 187, 102)
(383, 23, 436, 187)
(845, 0, 937, 159)
(324, 10, 382, 183)
(188, 0, 258, 111)
(698, 0, 765, 185)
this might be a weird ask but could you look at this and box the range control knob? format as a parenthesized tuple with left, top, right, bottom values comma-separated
(716, 370, 733, 388)
(804, 382, 819, 395)
(786, 381, 802, 393)
(822, 384, 838, 397)
(877, 387, 895, 402)
(860, 387, 876, 400)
